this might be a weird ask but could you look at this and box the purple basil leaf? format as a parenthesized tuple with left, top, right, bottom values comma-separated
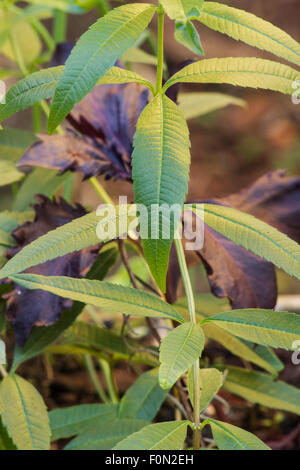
(19, 82, 149, 181)
(4, 196, 100, 346)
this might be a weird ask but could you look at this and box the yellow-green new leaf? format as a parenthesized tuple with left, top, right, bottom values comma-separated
(10, 274, 184, 323)
(132, 94, 191, 292)
(178, 92, 245, 120)
(160, 0, 204, 20)
(196, 2, 300, 68)
(223, 366, 300, 415)
(189, 203, 300, 281)
(206, 419, 270, 450)
(97, 66, 154, 93)
(205, 309, 300, 350)
(114, 421, 189, 450)
(48, 3, 156, 133)
(163, 58, 300, 96)
(188, 368, 223, 410)
(0, 374, 50, 450)
(159, 322, 204, 389)
(0, 160, 23, 186)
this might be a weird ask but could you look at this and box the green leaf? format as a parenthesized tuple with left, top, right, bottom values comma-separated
(175, 20, 204, 55)
(48, 3, 156, 133)
(178, 92, 246, 120)
(0, 160, 23, 186)
(13, 168, 69, 211)
(0, 205, 135, 279)
(11, 247, 118, 370)
(190, 203, 300, 282)
(223, 366, 300, 415)
(0, 339, 5, 365)
(163, 57, 300, 96)
(97, 66, 154, 92)
(119, 369, 168, 421)
(160, 0, 204, 20)
(0, 67, 63, 123)
(0, 229, 15, 248)
(61, 321, 159, 367)
(10, 274, 184, 323)
(122, 47, 157, 66)
(0, 417, 16, 451)
(0, 128, 37, 162)
(188, 368, 223, 410)
(0, 374, 50, 450)
(50, 403, 118, 441)
(25, 0, 85, 13)
(0, 210, 34, 234)
(0, 11, 42, 66)
(132, 94, 190, 291)
(206, 419, 270, 450)
(65, 419, 148, 450)
(197, 2, 300, 68)
(114, 420, 189, 450)
(159, 322, 204, 389)
(175, 298, 283, 375)
(205, 309, 300, 350)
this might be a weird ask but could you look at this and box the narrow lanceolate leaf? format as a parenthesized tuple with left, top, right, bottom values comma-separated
(0, 67, 63, 123)
(0, 374, 50, 450)
(10, 274, 184, 323)
(0, 160, 23, 186)
(163, 58, 300, 96)
(119, 369, 168, 421)
(132, 94, 190, 291)
(11, 247, 119, 370)
(159, 322, 204, 389)
(188, 368, 223, 410)
(223, 366, 300, 415)
(196, 2, 300, 67)
(48, 3, 156, 133)
(114, 421, 189, 450)
(190, 203, 300, 281)
(176, 299, 283, 375)
(205, 309, 300, 350)
(206, 419, 270, 450)
(50, 404, 118, 441)
(97, 66, 154, 92)
(178, 92, 245, 120)
(0, 206, 135, 279)
(65, 419, 148, 450)
(160, 0, 204, 20)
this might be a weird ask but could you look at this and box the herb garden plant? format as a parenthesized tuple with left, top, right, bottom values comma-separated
(0, 0, 300, 451)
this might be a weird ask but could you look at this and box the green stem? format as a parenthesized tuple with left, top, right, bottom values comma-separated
(53, 9, 67, 44)
(84, 354, 109, 403)
(155, 4, 165, 94)
(174, 233, 201, 450)
(89, 177, 114, 205)
(99, 359, 119, 404)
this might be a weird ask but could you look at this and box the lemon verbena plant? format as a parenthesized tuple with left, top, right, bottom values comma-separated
(0, 0, 300, 451)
